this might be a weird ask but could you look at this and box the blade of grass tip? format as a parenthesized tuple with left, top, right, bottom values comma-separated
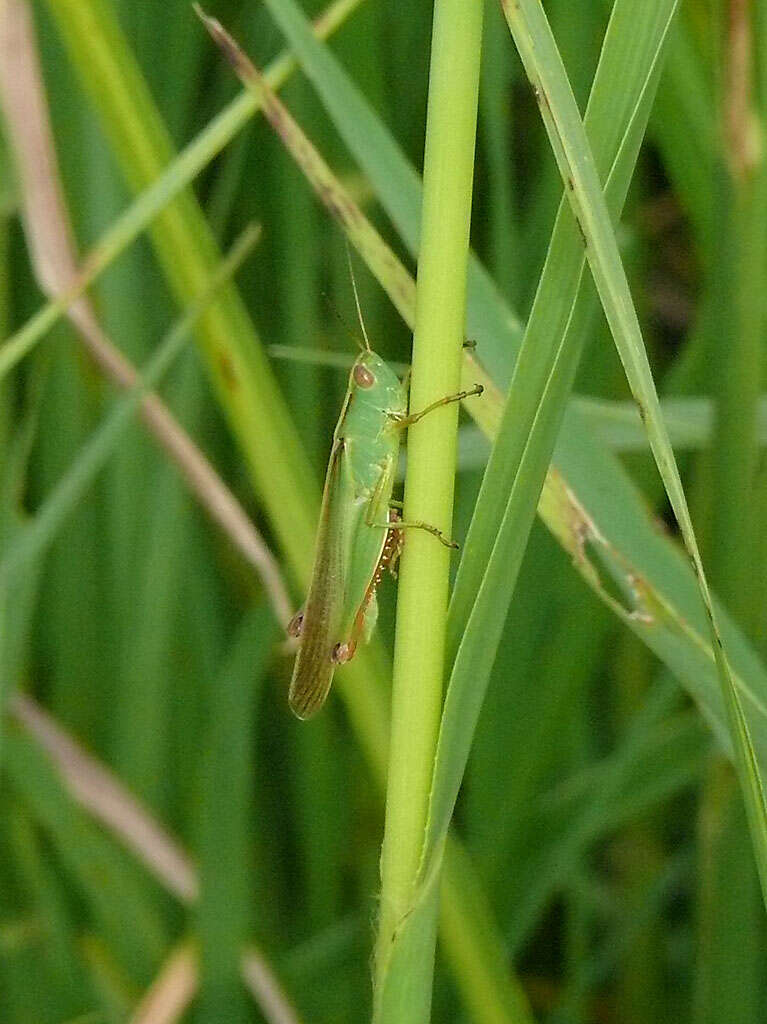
(0, 224, 259, 587)
(0, 3, 292, 629)
(501, 0, 767, 901)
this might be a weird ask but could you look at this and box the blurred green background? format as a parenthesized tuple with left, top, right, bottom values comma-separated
(1, 0, 766, 1021)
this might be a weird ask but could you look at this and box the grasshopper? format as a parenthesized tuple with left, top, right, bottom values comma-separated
(287, 279, 482, 719)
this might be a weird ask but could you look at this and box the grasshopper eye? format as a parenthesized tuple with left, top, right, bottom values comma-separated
(287, 611, 304, 637)
(353, 364, 375, 389)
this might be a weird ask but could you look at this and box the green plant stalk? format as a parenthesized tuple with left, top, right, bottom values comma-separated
(374, 0, 483, 1010)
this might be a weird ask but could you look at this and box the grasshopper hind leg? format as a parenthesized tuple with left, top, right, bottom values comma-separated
(372, 514, 458, 549)
(334, 509, 401, 664)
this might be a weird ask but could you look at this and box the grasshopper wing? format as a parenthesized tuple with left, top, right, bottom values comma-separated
(289, 439, 356, 719)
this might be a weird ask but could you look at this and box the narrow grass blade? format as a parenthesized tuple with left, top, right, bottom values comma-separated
(573, 395, 767, 452)
(198, 606, 276, 1024)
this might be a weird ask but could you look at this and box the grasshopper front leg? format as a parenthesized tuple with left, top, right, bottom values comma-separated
(391, 383, 483, 430)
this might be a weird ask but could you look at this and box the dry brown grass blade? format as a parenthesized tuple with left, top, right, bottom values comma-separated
(0, 0, 293, 630)
(7, 695, 302, 1024)
(8, 693, 198, 900)
(129, 944, 198, 1024)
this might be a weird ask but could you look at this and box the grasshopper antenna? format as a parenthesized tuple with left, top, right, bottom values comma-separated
(345, 242, 371, 352)
(322, 291, 367, 354)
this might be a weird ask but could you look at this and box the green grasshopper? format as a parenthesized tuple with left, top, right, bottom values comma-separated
(287, 282, 482, 719)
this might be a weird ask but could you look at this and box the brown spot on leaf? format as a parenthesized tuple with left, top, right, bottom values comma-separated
(218, 352, 238, 391)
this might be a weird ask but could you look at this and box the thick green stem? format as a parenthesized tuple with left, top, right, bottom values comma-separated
(375, 0, 483, 1004)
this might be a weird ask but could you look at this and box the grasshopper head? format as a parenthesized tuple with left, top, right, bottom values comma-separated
(351, 350, 400, 393)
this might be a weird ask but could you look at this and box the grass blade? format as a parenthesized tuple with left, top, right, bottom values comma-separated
(198, 606, 277, 1024)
